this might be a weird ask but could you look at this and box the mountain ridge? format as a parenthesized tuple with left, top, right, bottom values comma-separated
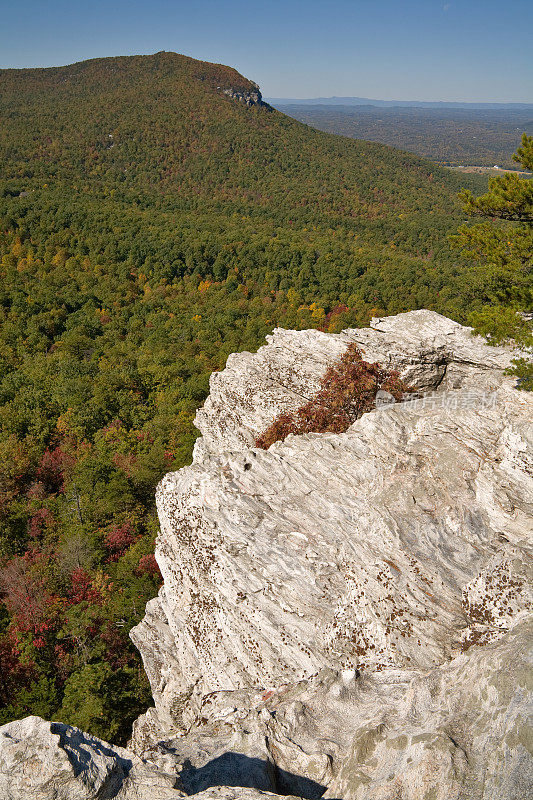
(0, 50, 259, 95)
(267, 95, 533, 109)
(0, 50, 477, 199)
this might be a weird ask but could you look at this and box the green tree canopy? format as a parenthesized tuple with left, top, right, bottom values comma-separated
(453, 134, 533, 388)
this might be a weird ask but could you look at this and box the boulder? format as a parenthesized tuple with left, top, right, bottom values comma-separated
(0, 715, 183, 799)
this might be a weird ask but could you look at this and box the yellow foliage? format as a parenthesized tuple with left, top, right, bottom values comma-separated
(11, 238, 23, 258)
(286, 287, 298, 306)
(51, 249, 67, 267)
(297, 301, 325, 321)
(310, 305, 325, 322)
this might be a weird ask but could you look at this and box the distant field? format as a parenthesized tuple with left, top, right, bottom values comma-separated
(448, 165, 532, 176)
(274, 104, 533, 169)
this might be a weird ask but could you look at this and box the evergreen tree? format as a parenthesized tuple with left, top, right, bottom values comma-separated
(452, 134, 533, 388)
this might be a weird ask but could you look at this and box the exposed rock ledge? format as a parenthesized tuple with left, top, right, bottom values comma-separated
(222, 85, 263, 107)
(1, 311, 531, 799)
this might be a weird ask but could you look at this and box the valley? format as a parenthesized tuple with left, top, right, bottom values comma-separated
(271, 103, 533, 169)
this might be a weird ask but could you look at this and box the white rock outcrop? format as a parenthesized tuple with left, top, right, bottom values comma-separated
(131, 619, 533, 800)
(1, 311, 531, 799)
(131, 312, 531, 725)
(193, 310, 514, 458)
(0, 715, 184, 799)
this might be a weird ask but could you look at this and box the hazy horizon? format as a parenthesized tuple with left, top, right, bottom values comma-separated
(265, 95, 533, 105)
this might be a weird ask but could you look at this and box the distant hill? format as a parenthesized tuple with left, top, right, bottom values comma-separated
(266, 96, 533, 110)
(0, 52, 482, 221)
(0, 52, 488, 305)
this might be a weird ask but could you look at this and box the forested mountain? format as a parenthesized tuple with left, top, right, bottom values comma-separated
(1, 51, 481, 206)
(0, 51, 499, 741)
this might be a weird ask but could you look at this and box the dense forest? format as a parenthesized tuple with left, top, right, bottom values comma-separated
(0, 51, 529, 742)
(274, 104, 533, 169)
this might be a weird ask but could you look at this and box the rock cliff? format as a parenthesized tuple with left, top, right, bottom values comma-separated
(222, 84, 264, 106)
(131, 311, 531, 718)
(1, 311, 531, 799)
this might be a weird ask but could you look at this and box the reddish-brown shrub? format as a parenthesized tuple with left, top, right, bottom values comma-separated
(255, 343, 408, 449)
(36, 446, 67, 493)
(103, 522, 138, 561)
(69, 567, 101, 605)
(135, 554, 162, 579)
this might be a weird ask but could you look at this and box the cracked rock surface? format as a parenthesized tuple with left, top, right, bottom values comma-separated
(131, 312, 531, 719)
(0, 715, 184, 800)
(1, 311, 531, 799)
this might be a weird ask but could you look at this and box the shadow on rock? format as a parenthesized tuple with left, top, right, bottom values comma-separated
(180, 751, 327, 799)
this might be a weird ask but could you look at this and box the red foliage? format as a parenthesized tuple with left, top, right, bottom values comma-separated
(27, 507, 55, 540)
(36, 444, 74, 493)
(69, 567, 101, 605)
(255, 344, 409, 449)
(323, 304, 349, 327)
(103, 522, 138, 561)
(0, 555, 55, 632)
(135, 554, 162, 579)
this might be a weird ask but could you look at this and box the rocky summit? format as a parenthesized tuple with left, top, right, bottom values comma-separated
(1, 310, 532, 799)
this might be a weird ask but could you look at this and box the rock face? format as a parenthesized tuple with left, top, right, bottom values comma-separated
(131, 311, 531, 715)
(0, 715, 183, 799)
(132, 619, 533, 800)
(127, 311, 532, 798)
(1, 311, 531, 799)
(222, 85, 263, 107)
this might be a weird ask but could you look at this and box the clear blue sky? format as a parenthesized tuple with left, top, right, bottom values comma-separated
(1, 0, 531, 101)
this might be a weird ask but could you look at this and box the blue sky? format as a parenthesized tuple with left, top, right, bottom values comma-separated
(1, 0, 531, 101)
